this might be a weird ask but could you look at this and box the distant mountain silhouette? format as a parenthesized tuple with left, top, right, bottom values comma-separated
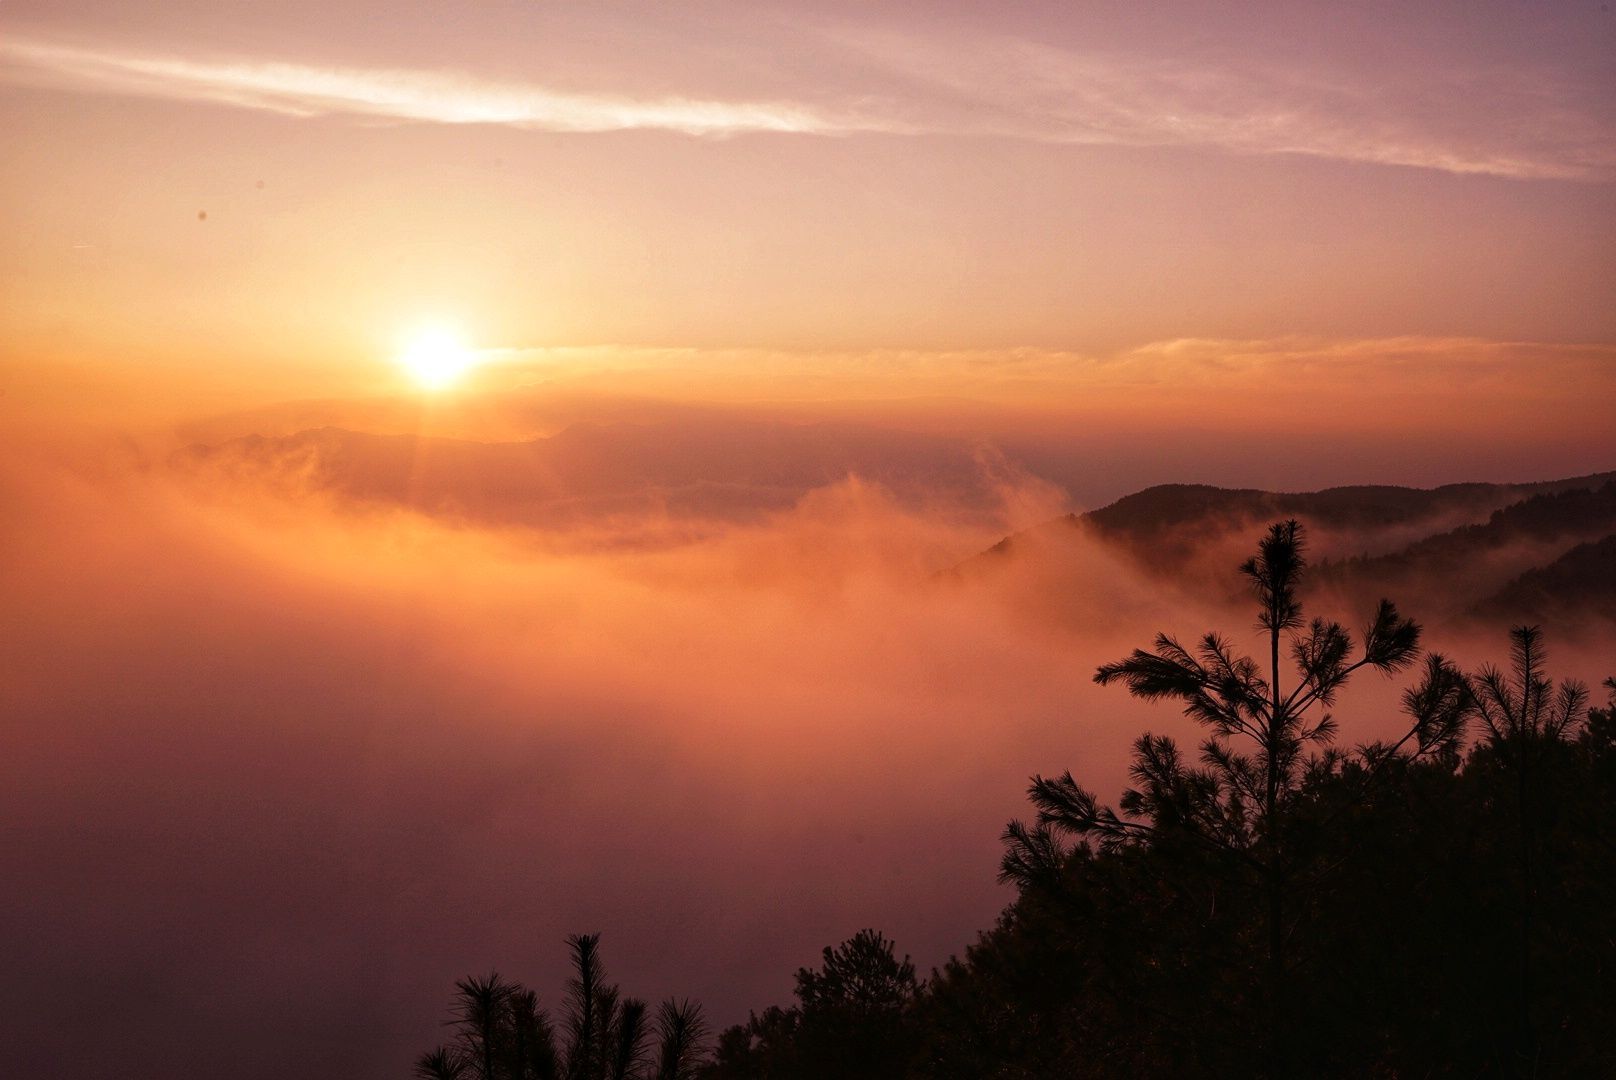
(175, 427, 1613, 622)
(1312, 481, 1616, 614)
(951, 473, 1616, 623)
(1471, 533, 1616, 624)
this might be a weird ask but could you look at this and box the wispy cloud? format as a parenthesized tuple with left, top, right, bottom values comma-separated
(3, 32, 1611, 180)
(824, 29, 1616, 181)
(0, 38, 878, 136)
(453, 338, 1616, 417)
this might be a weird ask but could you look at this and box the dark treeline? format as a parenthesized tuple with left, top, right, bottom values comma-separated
(420, 522, 1616, 1078)
(1320, 479, 1616, 575)
(416, 932, 708, 1080)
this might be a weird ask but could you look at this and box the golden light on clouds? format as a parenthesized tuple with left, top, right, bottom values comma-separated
(2, 3, 1616, 1075)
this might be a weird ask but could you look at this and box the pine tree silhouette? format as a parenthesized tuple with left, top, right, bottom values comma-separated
(415, 937, 707, 1080)
(1002, 520, 1471, 1075)
(1469, 626, 1590, 1073)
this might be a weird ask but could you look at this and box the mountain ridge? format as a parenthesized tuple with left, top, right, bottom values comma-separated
(953, 471, 1616, 624)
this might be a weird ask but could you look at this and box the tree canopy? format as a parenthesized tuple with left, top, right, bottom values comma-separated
(418, 521, 1616, 1079)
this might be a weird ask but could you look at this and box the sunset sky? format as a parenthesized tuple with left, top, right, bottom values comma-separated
(4, 1, 1614, 421)
(3, 4, 1614, 1078)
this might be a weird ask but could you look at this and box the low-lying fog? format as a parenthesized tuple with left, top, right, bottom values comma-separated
(3, 374, 1612, 1080)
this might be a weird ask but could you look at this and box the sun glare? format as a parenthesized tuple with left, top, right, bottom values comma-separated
(397, 324, 476, 390)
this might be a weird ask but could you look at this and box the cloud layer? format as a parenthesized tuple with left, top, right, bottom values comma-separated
(826, 26, 1616, 180)
(0, 439, 1159, 1078)
(4, 391, 1614, 1079)
(4, 29, 1611, 178)
(0, 38, 863, 135)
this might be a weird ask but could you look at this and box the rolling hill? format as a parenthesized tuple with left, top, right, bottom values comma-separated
(951, 473, 1616, 624)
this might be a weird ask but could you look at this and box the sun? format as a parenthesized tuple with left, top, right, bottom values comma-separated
(396, 323, 477, 390)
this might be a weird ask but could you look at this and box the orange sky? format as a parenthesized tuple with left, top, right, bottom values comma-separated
(3, 6, 1615, 1078)
(3, 1, 1614, 437)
